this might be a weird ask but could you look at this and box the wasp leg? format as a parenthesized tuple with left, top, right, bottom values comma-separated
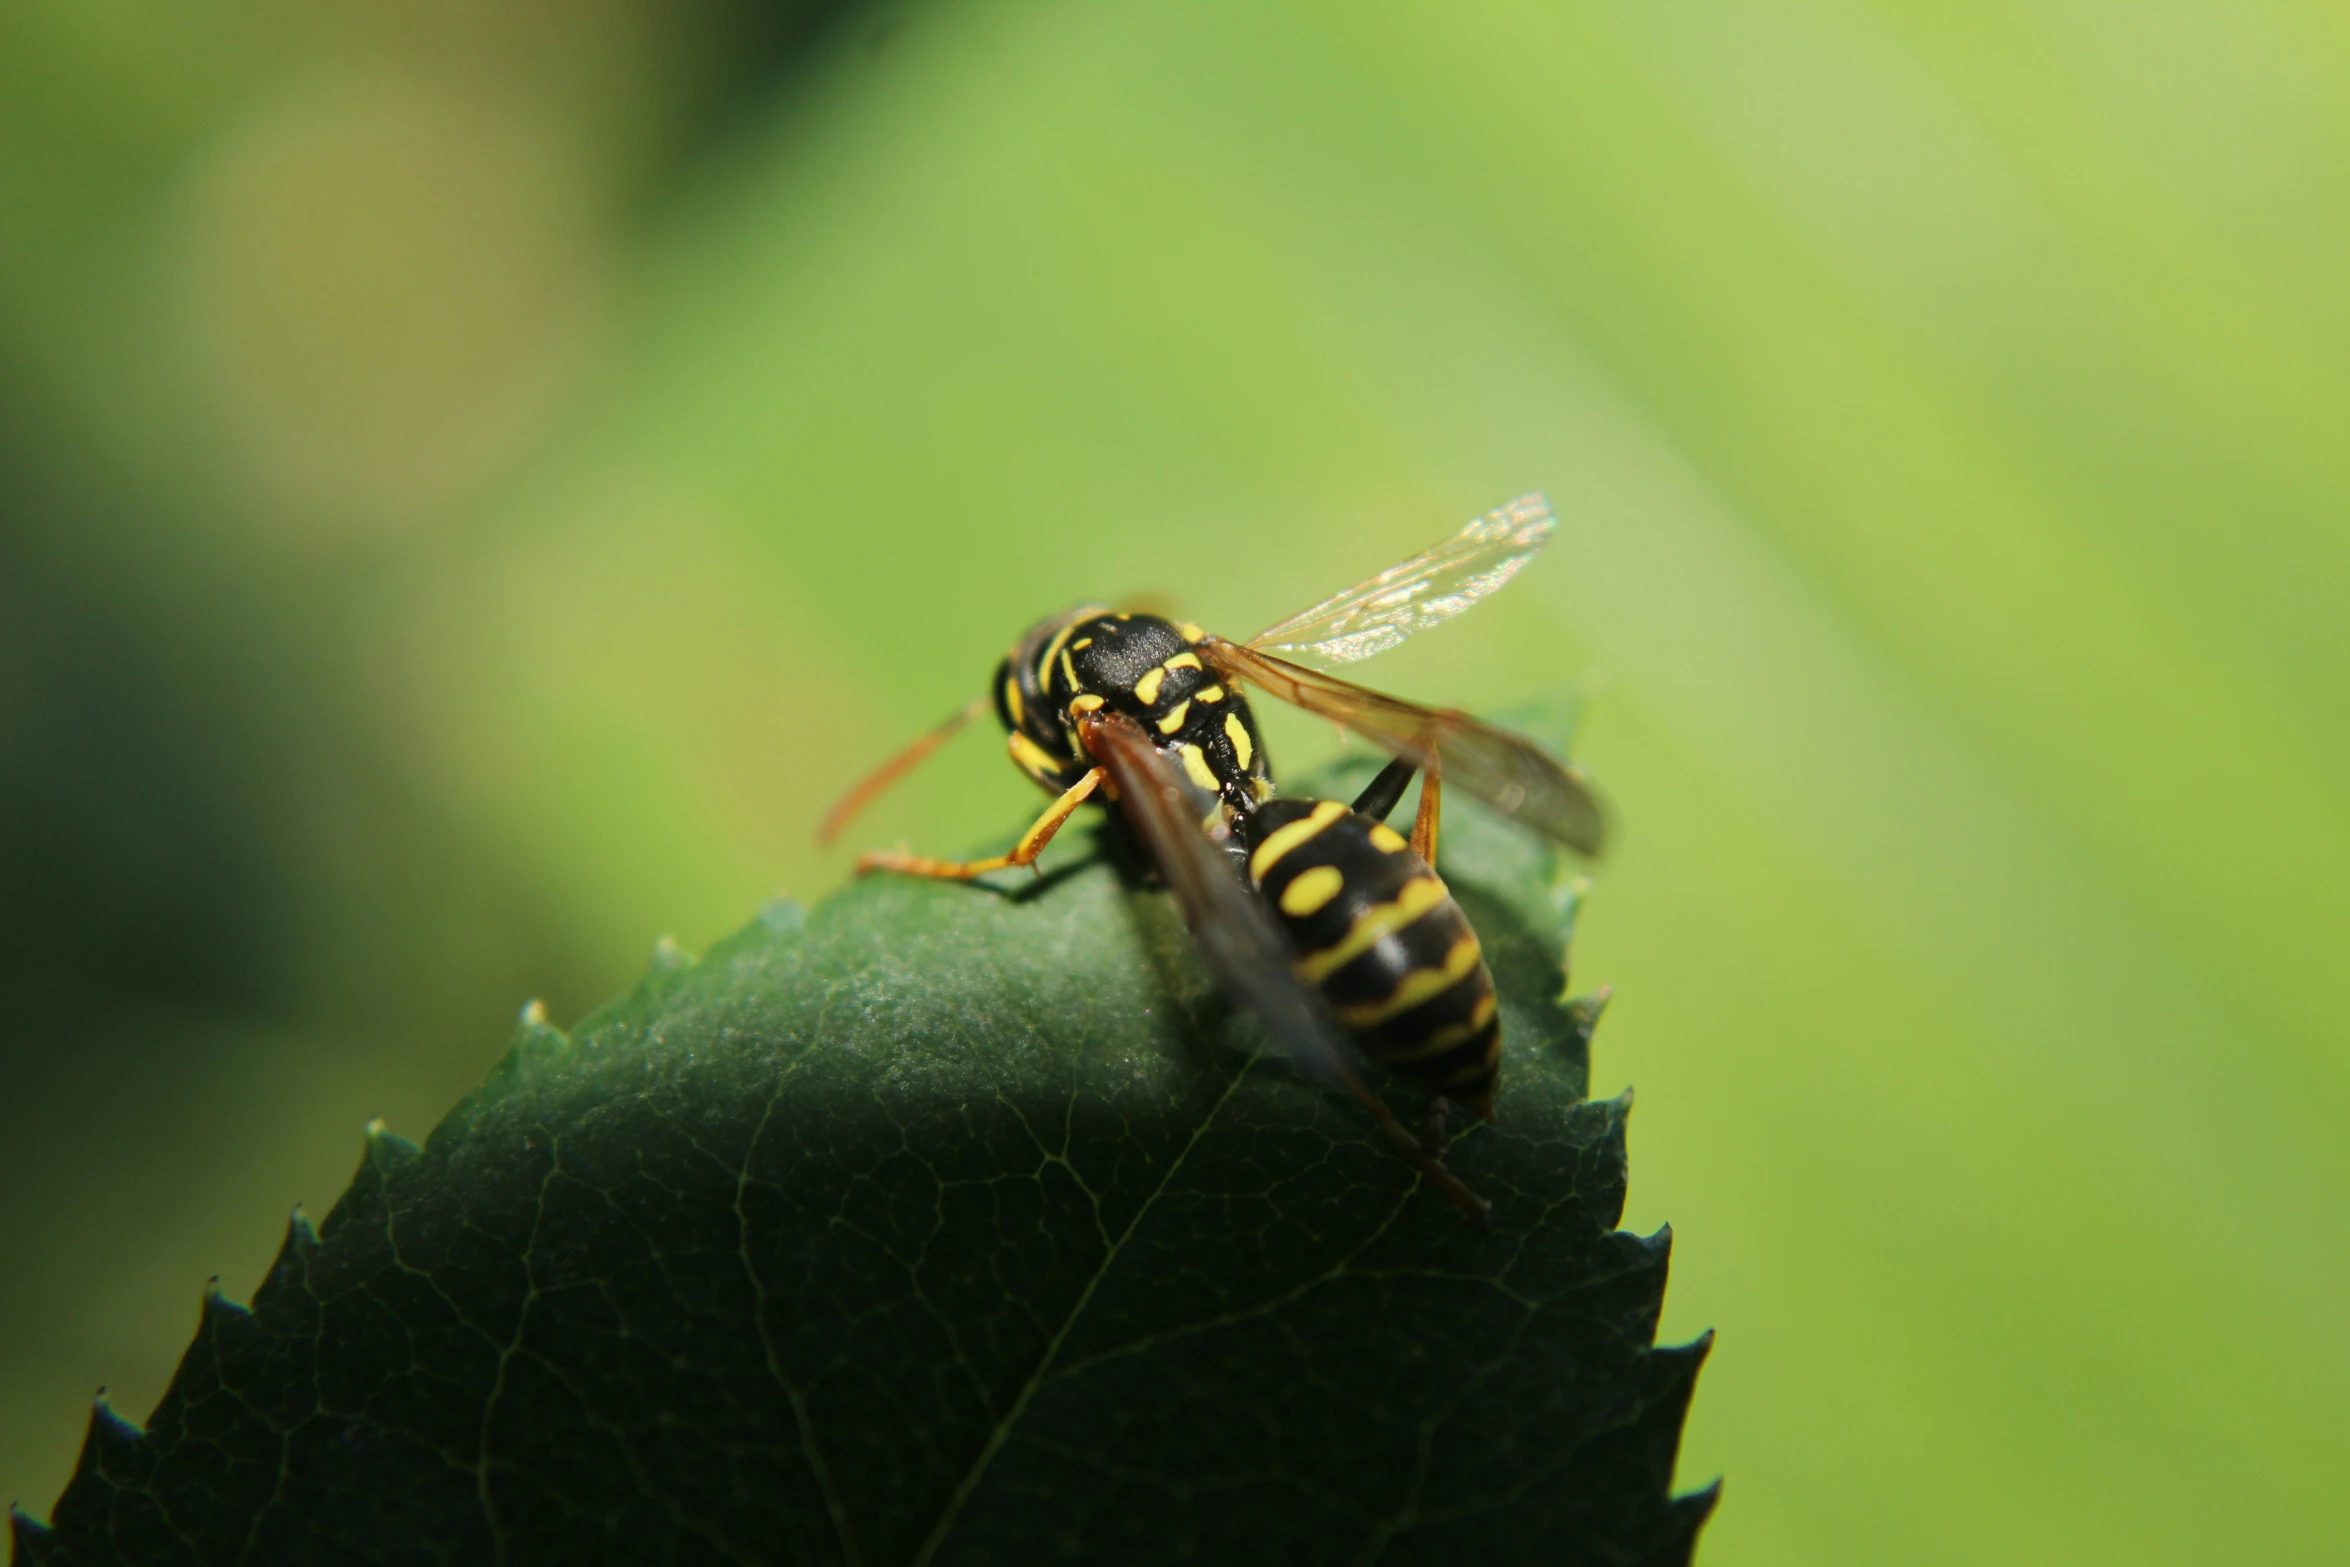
(1409, 749, 1443, 864)
(1303, 1054, 1489, 1222)
(1419, 1096, 1456, 1158)
(1351, 1086, 1487, 1222)
(856, 767, 1104, 880)
(819, 694, 991, 846)
(1350, 755, 1419, 822)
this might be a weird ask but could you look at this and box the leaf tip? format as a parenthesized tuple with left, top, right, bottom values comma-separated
(200, 1274, 251, 1323)
(249, 1203, 322, 1307)
(649, 934, 696, 973)
(1673, 1476, 1725, 1535)
(1581, 1083, 1637, 1154)
(61, 1389, 145, 1508)
(10, 1502, 52, 1554)
(512, 997, 570, 1054)
(364, 1117, 420, 1168)
(1561, 984, 1613, 1051)
(85, 1388, 141, 1451)
(1641, 1325, 1717, 1406)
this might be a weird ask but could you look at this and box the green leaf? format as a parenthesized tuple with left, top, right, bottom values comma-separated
(14, 724, 1712, 1566)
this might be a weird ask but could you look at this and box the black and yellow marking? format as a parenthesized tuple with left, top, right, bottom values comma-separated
(892, 612, 1503, 1122)
(839, 607, 1283, 885)
(1240, 791, 1503, 1119)
(990, 607, 1274, 819)
(827, 499, 1609, 1220)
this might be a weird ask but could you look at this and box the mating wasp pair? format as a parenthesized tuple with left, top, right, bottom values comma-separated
(819, 495, 1605, 1219)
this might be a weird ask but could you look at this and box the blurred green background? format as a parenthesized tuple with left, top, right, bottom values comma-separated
(3, 1, 2345, 1560)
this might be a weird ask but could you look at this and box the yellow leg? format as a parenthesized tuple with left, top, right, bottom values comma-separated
(1409, 754, 1443, 866)
(818, 694, 990, 846)
(856, 767, 1104, 880)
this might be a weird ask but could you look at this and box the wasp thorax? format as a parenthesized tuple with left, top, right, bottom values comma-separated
(1059, 613, 1192, 697)
(1032, 612, 1270, 815)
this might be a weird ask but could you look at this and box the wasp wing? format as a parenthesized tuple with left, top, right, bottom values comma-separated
(1244, 493, 1556, 669)
(1076, 711, 1357, 1093)
(1196, 639, 1608, 856)
(1079, 710, 1498, 1220)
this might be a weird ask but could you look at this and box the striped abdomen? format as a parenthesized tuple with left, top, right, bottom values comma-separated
(1240, 797, 1501, 1119)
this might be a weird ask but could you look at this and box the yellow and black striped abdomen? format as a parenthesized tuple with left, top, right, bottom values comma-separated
(1241, 797, 1502, 1120)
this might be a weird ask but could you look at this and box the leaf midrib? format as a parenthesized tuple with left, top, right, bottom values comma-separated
(905, 1047, 1263, 1566)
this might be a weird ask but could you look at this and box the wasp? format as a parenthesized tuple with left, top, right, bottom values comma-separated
(820, 496, 1606, 1218)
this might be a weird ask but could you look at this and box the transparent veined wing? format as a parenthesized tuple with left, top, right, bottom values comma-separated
(1077, 711, 1352, 1094)
(1195, 639, 1609, 857)
(1075, 710, 1492, 1219)
(1245, 494, 1557, 670)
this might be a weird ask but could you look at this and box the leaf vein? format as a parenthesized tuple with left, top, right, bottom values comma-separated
(906, 1053, 1262, 1565)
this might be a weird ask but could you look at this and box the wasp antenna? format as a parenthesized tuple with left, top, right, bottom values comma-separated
(818, 694, 992, 846)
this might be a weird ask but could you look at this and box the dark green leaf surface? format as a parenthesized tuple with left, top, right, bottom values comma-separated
(15, 742, 1712, 1566)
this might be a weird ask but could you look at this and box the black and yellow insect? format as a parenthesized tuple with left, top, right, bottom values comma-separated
(821, 495, 1605, 1218)
(1240, 756, 1504, 1122)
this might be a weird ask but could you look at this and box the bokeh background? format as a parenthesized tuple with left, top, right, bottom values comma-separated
(4, 1, 2345, 1560)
